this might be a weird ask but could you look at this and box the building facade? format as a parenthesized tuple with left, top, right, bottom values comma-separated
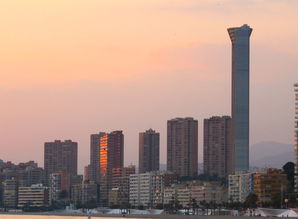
(71, 181, 98, 207)
(84, 165, 91, 181)
(228, 24, 252, 172)
(2, 178, 18, 208)
(44, 140, 78, 185)
(49, 171, 71, 203)
(108, 165, 135, 207)
(71, 184, 82, 207)
(167, 118, 198, 177)
(204, 116, 233, 178)
(99, 131, 124, 206)
(20, 166, 44, 187)
(139, 129, 160, 173)
(294, 83, 298, 192)
(129, 171, 177, 208)
(18, 184, 49, 208)
(111, 165, 135, 189)
(228, 172, 254, 203)
(0, 161, 43, 188)
(81, 181, 98, 205)
(253, 169, 287, 204)
(89, 133, 106, 183)
(164, 181, 227, 207)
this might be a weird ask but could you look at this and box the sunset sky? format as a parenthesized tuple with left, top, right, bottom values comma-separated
(0, 0, 298, 171)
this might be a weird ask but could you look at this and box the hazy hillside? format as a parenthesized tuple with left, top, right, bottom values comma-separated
(250, 141, 293, 168)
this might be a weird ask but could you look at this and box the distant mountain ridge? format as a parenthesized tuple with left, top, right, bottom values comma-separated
(250, 141, 293, 169)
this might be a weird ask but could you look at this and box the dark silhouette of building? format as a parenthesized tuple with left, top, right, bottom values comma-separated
(139, 129, 160, 173)
(44, 140, 77, 185)
(204, 116, 233, 178)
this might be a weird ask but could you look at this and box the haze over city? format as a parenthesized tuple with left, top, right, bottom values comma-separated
(1, 0, 298, 171)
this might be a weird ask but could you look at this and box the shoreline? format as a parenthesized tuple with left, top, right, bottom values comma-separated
(0, 212, 274, 219)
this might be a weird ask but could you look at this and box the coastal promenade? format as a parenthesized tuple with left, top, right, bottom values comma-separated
(0, 212, 279, 219)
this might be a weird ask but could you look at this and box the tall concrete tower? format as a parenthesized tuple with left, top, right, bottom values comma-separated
(294, 83, 298, 192)
(228, 24, 252, 172)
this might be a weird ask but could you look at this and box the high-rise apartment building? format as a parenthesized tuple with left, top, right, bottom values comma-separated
(204, 116, 233, 178)
(44, 140, 78, 185)
(167, 118, 198, 177)
(228, 24, 252, 172)
(90, 133, 106, 183)
(96, 131, 124, 206)
(254, 169, 287, 204)
(294, 83, 298, 192)
(139, 129, 160, 173)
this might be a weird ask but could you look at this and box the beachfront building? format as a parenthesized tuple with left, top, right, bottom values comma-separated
(129, 171, 177, 208)
(18, 184, 49, 208)
(253, 169, 287, 204)
(82, 181, 98, 205)
(164, 181, 227, 208)
(109, 165, 136, 207)
(71, 184, 82, 207)
(71, 181, 98, 207)
(190, 181, 227, 204)
(228, 172, 254, 202)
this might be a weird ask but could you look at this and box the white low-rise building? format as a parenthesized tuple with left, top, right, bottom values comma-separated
(129, 171, 177, 208)
(228, 172, 254, 202)
(164, 181, 226, 208)
(18, 184, 49, 208)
